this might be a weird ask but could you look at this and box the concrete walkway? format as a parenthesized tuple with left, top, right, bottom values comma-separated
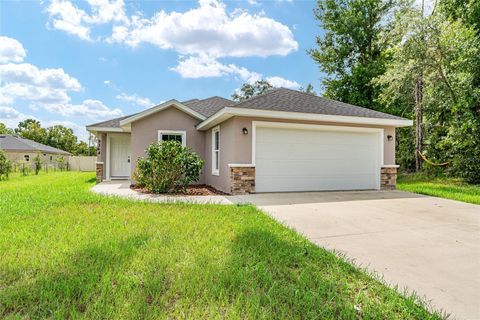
(91, 180, 236, 204)
(238, 191, 480, 320)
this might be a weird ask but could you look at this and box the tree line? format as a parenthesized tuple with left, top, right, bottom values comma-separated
(309, 0, 479, 183)
(0, 120, 96, 156)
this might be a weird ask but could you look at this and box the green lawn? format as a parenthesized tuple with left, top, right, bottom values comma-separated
(397, 173, 480, 205)
(0, 172, 441, 319)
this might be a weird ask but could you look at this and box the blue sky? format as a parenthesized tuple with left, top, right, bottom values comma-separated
(0, 0, 324, 140)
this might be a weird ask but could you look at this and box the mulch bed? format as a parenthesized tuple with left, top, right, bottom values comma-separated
(130, 184, 228, 196)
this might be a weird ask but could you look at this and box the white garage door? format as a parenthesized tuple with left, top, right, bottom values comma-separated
(255, 123, 382, 192)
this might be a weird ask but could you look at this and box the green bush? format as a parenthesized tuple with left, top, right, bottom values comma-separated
(0, 150, 12, 180)
(33, 154, 42, 175)
(135, 140, 204, 193)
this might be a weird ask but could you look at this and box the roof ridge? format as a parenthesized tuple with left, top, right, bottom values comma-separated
(232, 87, 281, 107)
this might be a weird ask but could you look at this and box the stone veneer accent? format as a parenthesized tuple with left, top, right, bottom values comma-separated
(381, 166, 398, 190)
(96, 162, 104, 184)
(230, 165, 255, 195)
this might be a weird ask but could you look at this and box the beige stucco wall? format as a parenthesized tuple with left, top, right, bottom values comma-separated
(202, 116, 397, 193)
(4, 151, 66, 169)
(130, 107, 206, 183)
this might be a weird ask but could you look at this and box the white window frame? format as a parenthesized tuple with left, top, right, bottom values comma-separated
(157, 130, 186, 147)
(211, 125, 220, 176)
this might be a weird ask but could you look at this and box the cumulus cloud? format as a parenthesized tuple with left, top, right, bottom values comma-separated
(116, 92, 152, 107)
(265, 76, 300, 89)
(111, 0, 297, 58)
(47, 0, 129, 41)
(0, 37, 122, 123)
(171, 55, 299, 88)
(170, 55, 261, 83)
(41, 99, 123, 119)
(0, 36, 27, 63)
(0, 63, 82, 105)
(0, 106, 32, 128)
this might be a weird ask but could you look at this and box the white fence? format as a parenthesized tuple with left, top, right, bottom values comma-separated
(68, 156, 96, 172)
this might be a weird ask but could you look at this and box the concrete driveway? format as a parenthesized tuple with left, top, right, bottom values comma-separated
(236, 191, 480, 319)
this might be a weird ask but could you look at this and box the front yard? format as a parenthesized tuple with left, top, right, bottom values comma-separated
(0, 172, 441, 319)
(397, 173, 480, 205)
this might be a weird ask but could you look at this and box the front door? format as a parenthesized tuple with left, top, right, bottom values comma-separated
(110, 134, 131, 178)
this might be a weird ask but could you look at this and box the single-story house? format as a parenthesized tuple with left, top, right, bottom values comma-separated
(87, 88, 411, 194)
(0, 134, 71, 167)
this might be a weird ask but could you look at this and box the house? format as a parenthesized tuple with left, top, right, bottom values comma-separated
(86, 88, 411, 194)
(0, 134, 71, 167)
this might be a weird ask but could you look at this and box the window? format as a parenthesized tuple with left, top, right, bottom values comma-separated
(50, 155, 53, 161)
(158, 130, 186, 147)
(24, 155, 30, 162)
(212, 126, 220, 175)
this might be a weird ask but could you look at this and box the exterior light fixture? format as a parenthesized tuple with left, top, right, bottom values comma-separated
(242, 128, 248, 135)
(387, 135, 393, 141)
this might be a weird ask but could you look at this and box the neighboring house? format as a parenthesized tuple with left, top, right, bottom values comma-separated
(0, 134, 71, 167)
(87, 88, 411, 194)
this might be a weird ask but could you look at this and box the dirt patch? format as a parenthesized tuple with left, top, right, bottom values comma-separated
(130, 184, 228, 196)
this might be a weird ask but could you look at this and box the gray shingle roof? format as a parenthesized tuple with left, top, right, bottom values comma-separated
(0, 134, 71, 155)
(86, 88, 407, 129)
(184, 96, 234, 117)
(230, 88, 406, 120)
(87, 114, 137, 128)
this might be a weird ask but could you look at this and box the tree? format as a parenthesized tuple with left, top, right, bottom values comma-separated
(0, 123, 14, 134)
(46, 125, 78, 154)
(0, 150, 12, 180)
(231, 80, 272, 101)
(15, 119, 47, 144)
(308, 0, 407, 110)
(300, 84, 317, 95)
(375, 10, 480, 182)
(75, 141, 97, 156)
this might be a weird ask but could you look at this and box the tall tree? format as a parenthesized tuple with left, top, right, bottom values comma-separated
(309, 0, 406, 110)
(15, 119, 48, 144)
(231, 80, 272, 101)
(300, 83, 317, 95)
(375, 10, 480, 182)
(0, 123, 14, 134)
(46, 125, 78, 154)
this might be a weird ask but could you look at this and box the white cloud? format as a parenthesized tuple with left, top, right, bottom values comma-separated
(0, 37, 122, 124)
(170, 55, 260, 83)
(0, 63, 82, 105)
(265, 76, 300, 89)
(0, 36, 27, 63)
(47, 0, 92, 40)
(0, 106, 31, 128)
(103, 80, 110, 84)
(171, 55, 298, 88)
(116, 92, 152, 107)
(113, 0, 297, 58)
(47, 0, 128, 41)
(42, 99, 123, 119)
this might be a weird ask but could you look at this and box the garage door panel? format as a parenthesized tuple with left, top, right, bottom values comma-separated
(255, 126, 380, 192)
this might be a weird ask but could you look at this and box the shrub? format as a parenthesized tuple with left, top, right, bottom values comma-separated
(56, 156, 67, 171)
(0, 150, 12, 180)
(135, 140, 204, 193)
(33, 154, 42, 175)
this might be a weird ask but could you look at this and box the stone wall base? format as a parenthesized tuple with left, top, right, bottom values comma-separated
(381, 166, 398, 190)
(230, 166, 255, 195)
(96, 162, 104, 184)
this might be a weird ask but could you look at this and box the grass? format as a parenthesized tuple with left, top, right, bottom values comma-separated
(397, 173, 480, 205)
(0, 172, 442, 319)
